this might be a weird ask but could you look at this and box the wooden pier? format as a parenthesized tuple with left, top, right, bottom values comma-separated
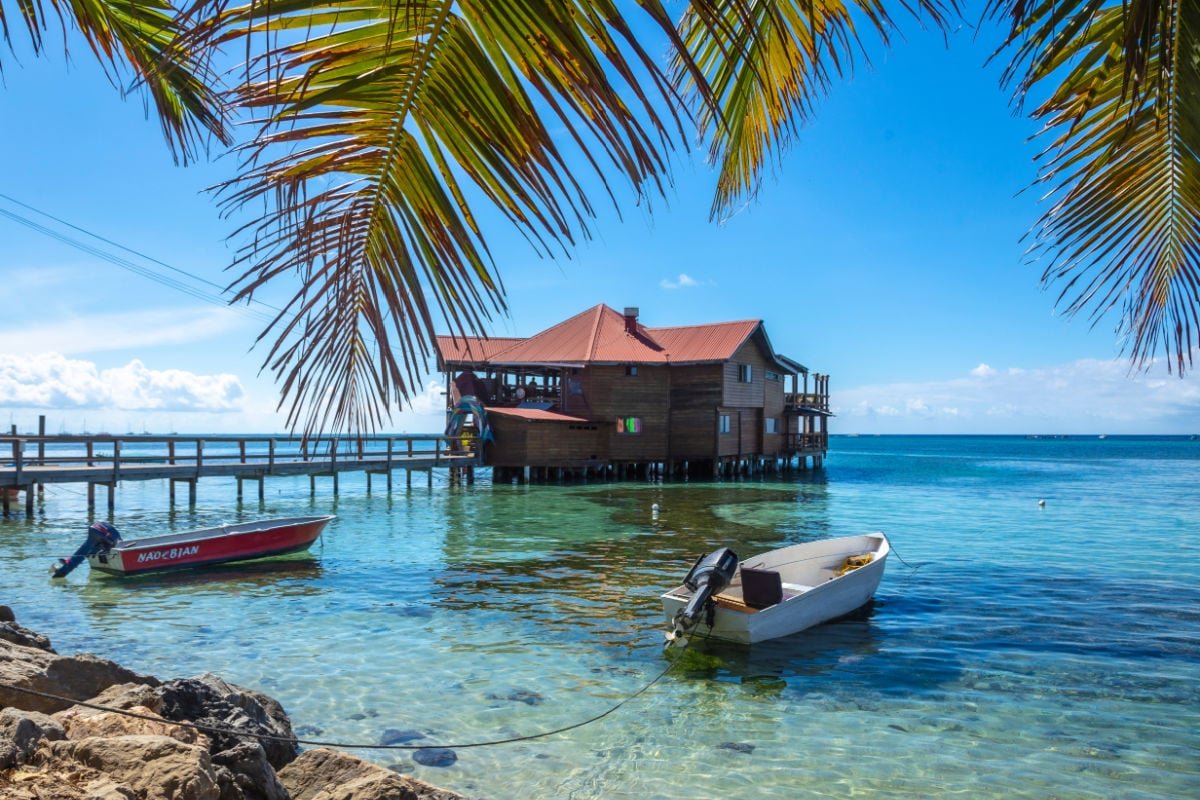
(0, 432, 481, 517)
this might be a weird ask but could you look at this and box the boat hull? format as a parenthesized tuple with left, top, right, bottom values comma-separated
(661, 533, 888, 644)
(88, 516, 334, 576)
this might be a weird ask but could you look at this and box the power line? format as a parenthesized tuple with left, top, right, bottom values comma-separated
(0, 193, 281, 325)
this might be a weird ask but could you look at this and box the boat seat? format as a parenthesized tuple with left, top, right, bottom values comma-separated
(740, 567, 783, 609)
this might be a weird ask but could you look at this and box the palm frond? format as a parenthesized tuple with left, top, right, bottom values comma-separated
(993, 0, 1200, 373)
(0, 0, 230, 162)
(212, 0, 693, 436)
(675, 0, 959, 220)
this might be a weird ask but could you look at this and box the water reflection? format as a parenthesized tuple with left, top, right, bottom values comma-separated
(65, 558, 325, 598)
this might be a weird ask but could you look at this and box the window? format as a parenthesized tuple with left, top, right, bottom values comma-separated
(616, 416, 642, 434)
(765, 370, 781, 382)
(765, 418, 778, 434)
(738, 364, 752, 383)
(626, 365, 638, 376)
(719, 414, 731, 434)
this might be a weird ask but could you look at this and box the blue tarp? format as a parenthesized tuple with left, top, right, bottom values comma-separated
(445, 397, 493, 443)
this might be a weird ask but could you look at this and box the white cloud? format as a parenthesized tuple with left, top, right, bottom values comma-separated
(0, 306, 246, 356)
(970, 363, 996, 377)
(836, 357, 1200, 433)
(660, 273, 700, 290)
(0, 353, 242, 412)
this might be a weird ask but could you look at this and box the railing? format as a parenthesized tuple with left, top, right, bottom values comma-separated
(785, 392, 831, 412)
(0, 433, 480, 487)
(784, 432, 828, 452)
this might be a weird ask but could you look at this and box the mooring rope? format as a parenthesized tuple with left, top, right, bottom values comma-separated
(0, 649, 686, 751)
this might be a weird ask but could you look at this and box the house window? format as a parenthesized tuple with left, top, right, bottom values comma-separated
(765, 418, 778, 434)
(738, 364, 752, 383)
(626, 365, 638, 376)
(765, 370, 781, 382)
(719, 414, 731, 434)
(616, 416, 642, 434)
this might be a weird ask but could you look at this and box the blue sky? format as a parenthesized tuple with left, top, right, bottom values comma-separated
(2, 12, 1198, 435)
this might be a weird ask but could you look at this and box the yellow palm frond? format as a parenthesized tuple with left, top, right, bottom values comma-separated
(675, 0, 957, 219)
(212, 0, 693, 436)
(992, 0, 1200, 372)
(0, 0, 229, 161)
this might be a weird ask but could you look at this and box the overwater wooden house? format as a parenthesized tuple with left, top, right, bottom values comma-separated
(435, 305, 830, 481)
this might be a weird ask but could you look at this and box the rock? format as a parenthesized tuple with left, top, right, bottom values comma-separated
(0, 708, 65, 769)
(412, 748, 457, 768)
(56, 703, 208, 748)
(717, 741, 755, 754)
(278, 747, 465, 800)
(379, 729, 425, 746)
(158, 674, 297, 771)
(0, 606, 14, 623)
(0, 622, 53, 652)
(0, 639, 157, 714)
(42, 734, 221, 800)
(212, 741, 290, 800)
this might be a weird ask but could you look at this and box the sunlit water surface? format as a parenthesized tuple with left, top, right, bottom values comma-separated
(3, 435, 1198, 798)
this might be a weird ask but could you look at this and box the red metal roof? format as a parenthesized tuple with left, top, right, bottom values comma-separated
(487, 407, 590, 422)
(646, 319, 761, 363)
(435, 305, 772, 366)
(436, 336, 525, 364)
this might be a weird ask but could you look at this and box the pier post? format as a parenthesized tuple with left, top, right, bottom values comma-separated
(87, 483, 95, 510)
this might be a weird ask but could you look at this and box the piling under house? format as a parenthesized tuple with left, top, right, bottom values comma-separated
(435, 305, 830, 482)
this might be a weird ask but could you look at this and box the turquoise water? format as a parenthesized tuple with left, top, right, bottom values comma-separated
(3, 435, 1198, 798)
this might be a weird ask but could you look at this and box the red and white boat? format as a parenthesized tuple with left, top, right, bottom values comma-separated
(51, 516, 334, 577)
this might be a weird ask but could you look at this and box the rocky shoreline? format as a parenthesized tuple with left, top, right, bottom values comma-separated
(0, 606, 464, 800)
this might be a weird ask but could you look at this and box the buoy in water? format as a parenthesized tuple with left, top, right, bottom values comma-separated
(1038, 499, 1046, 507)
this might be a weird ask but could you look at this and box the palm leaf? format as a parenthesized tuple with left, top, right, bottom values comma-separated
(211, 0, 697, 436)
(674, 0, 958, 220)
(0, 0, 230, 162)
(991, 0, 1200, 373)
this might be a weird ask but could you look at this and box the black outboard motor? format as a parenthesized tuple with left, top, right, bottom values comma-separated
(667, 547, 739, 644)
(50, 521, 121, 578)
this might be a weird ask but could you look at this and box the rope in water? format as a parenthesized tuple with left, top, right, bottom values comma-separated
(0, 648, 687, 751)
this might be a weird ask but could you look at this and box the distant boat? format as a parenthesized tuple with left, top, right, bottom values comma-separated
(1098, 434, 1108, 439)
(51, 516, 335, 578)
(662, 533, 890, 645)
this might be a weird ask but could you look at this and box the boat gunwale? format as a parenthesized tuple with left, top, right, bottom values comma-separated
(111, 515, 335, 551)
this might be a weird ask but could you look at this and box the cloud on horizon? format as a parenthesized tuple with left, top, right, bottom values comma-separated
(0, 353, 243, 412)
(836, 357, 1200, 433)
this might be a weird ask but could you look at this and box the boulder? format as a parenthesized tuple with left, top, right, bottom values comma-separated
(56, 704, 208, 748)
(42, 734, 221, 800)
(158, 674, 298, 770)
(0, 708, 65, 769)
(278, 748, 465, 800)
(0, 621, 54, 652)
(211, 741, 290, 800)
(0, 639, 158, 714)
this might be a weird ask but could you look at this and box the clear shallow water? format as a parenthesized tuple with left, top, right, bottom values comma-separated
(3, 435, 1198, 798)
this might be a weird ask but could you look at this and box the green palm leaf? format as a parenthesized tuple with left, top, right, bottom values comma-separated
(675, 0, 957, 220)
(214, 0, 697, 436)
(991, 0, 1200, 372)
(0, 0, 229, 161)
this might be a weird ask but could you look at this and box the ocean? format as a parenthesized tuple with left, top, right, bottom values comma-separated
(3, 435, 1198, 798)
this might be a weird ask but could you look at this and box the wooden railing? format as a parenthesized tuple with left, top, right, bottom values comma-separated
(785, 392, 831, 412)
(0, 433, 480, 487)
(784, 432, 828, 452)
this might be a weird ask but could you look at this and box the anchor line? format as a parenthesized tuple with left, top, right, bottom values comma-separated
(0, 656, 684, 751)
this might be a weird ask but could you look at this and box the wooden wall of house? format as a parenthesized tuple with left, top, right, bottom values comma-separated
(668, 363, 723, 460)
(486, 416, 604, 467)
(580, 365, 671, 461)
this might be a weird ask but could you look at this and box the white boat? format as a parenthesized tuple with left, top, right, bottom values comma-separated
(661, 533, 889, 645)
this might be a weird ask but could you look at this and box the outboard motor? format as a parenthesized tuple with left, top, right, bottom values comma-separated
(666, 547, 739, 645)
(50, 521, 121, 578)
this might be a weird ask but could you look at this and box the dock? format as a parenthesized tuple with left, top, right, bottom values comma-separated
(0, 432, 481, 517)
